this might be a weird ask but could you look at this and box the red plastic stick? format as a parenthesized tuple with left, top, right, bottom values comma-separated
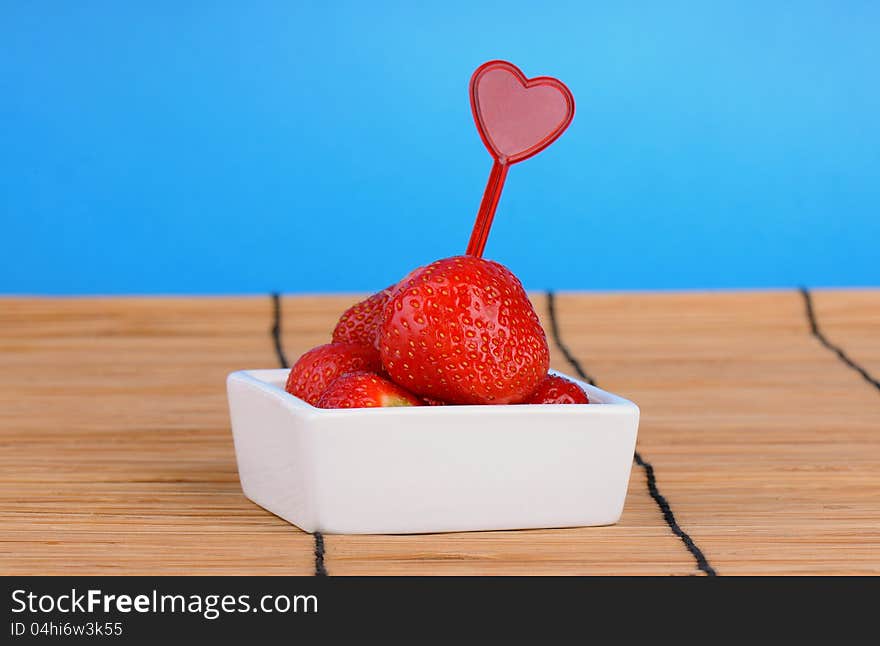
(467, 159, 509, 258)
(465, 60, 575, 258)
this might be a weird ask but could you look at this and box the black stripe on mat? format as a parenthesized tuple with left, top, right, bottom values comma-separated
(546, 291, 717, 577)
(271, 292, 328, 577)
(801, 287, 880, 393)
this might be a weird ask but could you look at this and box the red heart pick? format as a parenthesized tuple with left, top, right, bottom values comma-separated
(465, 60, 575, 257)
(470, 60, 575, 165)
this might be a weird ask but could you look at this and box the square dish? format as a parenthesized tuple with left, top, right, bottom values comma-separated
(227, 369, 639, 534)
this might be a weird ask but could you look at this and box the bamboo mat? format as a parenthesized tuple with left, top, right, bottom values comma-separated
(1, 290, 877, 575)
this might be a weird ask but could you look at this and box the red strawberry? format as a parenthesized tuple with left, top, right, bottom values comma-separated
(332, 285, 395, 349)
(285, 342, 382, 406)
(316, 371, 423, 409)
(379, 255, 550, 405)
(524, 374, 590, 404)
(422, 396, 448, 406)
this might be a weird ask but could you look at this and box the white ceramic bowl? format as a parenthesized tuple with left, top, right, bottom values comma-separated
(227, 369, 639, 534)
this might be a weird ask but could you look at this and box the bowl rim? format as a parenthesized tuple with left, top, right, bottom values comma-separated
(228, 368, 639, 417)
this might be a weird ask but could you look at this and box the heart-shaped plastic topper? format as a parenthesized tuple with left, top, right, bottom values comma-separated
(470, 60, 575, 165)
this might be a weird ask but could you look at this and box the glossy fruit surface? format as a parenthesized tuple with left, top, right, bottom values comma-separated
(524, 374, 590, 404)
(332, 286, 395, 349)
(380, 255, 549, 404)
(285, 342, 382, 406)
(316, 371, 422, 409)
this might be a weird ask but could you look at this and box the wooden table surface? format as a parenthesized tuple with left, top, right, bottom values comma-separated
(1, 290, 878, 576)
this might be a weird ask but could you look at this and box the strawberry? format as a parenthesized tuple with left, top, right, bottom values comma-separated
(524, 374, 590, 404)
(316, 371, 423, 409)
(285, 342, 382, 406)
(332, 285, 396, 350)
(379, 255, 549, 405)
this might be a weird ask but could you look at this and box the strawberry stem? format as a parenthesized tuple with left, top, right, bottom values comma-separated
(466, 159, 509, 257)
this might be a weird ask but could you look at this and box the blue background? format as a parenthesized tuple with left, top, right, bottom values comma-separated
(2, 1, 878, 294)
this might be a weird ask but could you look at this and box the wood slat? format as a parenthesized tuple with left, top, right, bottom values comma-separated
(1, 291, 878, 575)
(809, 289, 880, 382)
(550, 290, 880, 575)
(0, 298, 314, 575)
